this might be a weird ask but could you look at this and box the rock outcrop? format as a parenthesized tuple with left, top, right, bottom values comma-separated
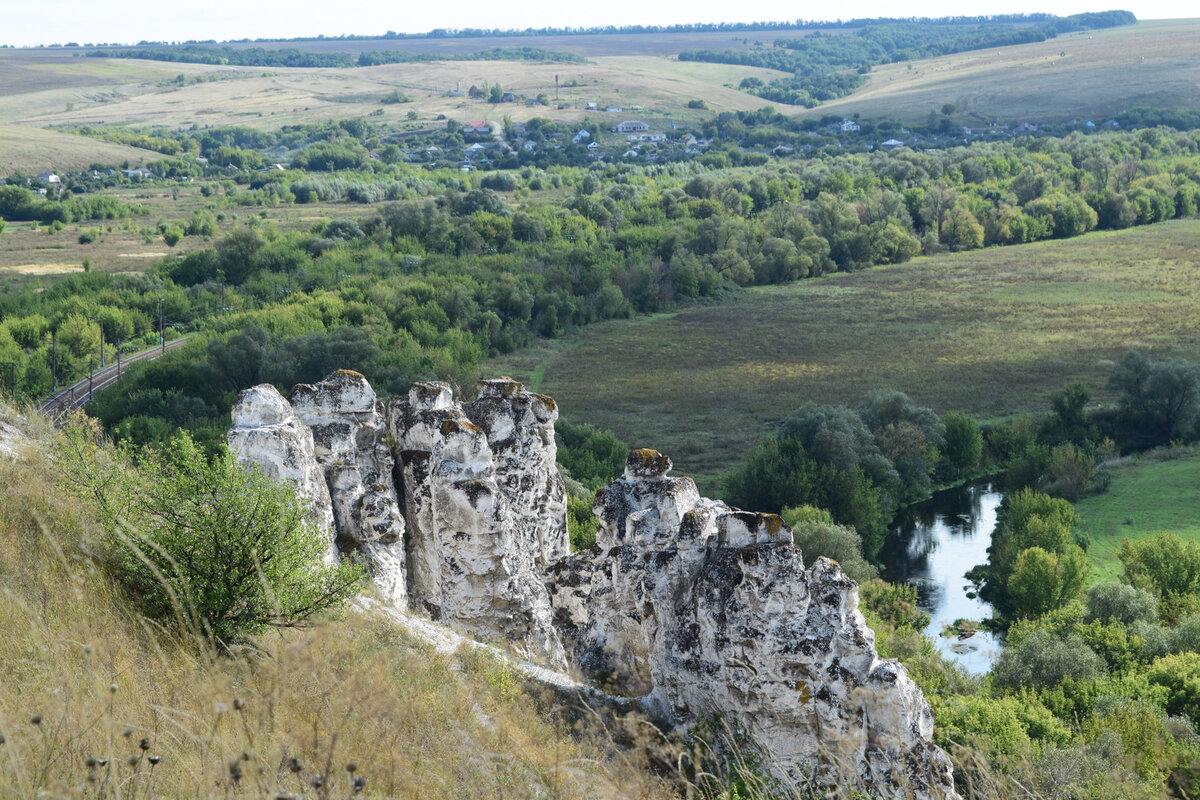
(287, 370, 407, 607)
(547, 450, 958, 799)
(227, 384, 336, 559)
(226, 374, 957, 800)
(388, 380, 566, 667)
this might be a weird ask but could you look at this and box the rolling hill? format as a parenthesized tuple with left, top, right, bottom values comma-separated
(804, 18, 1200, 124)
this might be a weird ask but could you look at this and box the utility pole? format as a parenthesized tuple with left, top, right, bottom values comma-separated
(88, 358, 94, 401)
(158, 299, 165, 354)
(99, 329, 105, 368)
(51, 331, 58, 392)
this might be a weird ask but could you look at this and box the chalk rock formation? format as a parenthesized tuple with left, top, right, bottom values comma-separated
(547, 450, 958, 800)
(226, 384, 337, 558)
(287, 370, 407, 606)
(225, 376, 956, 799)
(388, 380, 566, 666)
(465, 378, 569, 567)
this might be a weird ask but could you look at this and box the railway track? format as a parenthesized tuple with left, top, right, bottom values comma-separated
(37, 337, 189, 419)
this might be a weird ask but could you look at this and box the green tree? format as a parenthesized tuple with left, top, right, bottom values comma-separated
(941, 411, 982, 479)
(1009, 545, 1089, 618)
(1120, 532, 1200, 601)
(1085, 581, 1158, 626)
(1107, 350, 1200, 446)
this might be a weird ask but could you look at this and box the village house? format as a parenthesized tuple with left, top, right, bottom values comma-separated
(627, 132, 666, 143)
(462, 121, 491, 135)
(838, 119, 860, 133)
(614, 120, 649, 133)
(35, 172, 60, 183)
(572, 129, 591, 143)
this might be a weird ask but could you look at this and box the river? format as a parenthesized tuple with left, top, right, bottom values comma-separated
(881, 482, 1004, 674)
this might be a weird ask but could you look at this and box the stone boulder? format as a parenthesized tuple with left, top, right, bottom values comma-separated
(226, 384, 336, 560)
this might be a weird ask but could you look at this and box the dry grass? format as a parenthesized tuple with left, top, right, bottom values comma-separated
(808, 19, 1200, 124)
(0, 124, 160, 174)
(0, 409, 680, 800)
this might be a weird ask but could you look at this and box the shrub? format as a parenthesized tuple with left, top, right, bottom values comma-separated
(992, 629, 1108, 689)
(1085, 582, 1158, 626)
(59, 425, 363, 648)
(782, 506, 877, 582)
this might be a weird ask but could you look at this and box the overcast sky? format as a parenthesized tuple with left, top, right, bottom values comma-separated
(3, 0, 1195, 48)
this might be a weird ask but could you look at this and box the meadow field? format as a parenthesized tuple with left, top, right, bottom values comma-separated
(1076, 450, 1200, 582)
(808, 18, 1200, 124)
(491, 220, 1200, 487)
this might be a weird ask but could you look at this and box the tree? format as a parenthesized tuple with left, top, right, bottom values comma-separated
(62, 428, 363, 648)
(1107, 350, 1200, 446)
(1120, 532, 1200, 600)
(991, 629, 1107, 689)
(940, 204, 984, 250)
(723, 432, 888, 556)
(1008, 545, 1089, 618)
(941, 411, 982, 479)
(1084, 581, 1157, 626)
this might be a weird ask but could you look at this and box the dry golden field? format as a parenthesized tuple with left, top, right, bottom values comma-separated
(807, 18, 1200, 124)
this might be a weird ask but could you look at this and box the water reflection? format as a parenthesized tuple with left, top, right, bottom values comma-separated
(882, 483, 1004, 674)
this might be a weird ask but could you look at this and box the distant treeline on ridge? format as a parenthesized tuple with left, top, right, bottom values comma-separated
(85, 46, 587, 68)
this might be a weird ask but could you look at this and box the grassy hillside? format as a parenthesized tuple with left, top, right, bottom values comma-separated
(1076, 450, 1200, 583)
(490, 220, 1200, 488)
(808, 19, 1200, 124)
(0, 408, 677, 800)
(0, 124, 160, 173)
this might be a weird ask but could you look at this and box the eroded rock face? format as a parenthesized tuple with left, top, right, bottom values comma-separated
(465, 378, 569, 567)
(546, 451, 958, 800)
(287, 370, 407, 606)
(225, 376, 956, 799)
(388, 380, 567, 667)
(226, 384, 337, 559)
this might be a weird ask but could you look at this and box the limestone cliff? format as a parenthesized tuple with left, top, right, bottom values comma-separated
(227, 374, 958, 800)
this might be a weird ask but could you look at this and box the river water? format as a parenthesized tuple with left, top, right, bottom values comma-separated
(881, 483, 1004, 674)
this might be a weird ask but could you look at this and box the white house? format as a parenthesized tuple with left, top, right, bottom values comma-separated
(881, 139, 905, 148)
(614, 120, 649, 133)
(572, 129, 591, 143)
(838, 119, 860, 133)
(35, 172, 60, 183)
(627, 132, 666, 142)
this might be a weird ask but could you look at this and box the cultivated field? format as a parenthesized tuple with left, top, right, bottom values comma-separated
(490, 221, 1200, 487)
(1075, 450, 1200, 582)
(808, 18, 1200, 124)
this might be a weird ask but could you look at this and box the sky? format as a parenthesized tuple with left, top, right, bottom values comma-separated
(3, 0, 1196, 48)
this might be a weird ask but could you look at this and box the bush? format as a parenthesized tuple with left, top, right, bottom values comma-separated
(1085, 582, 1158, 626)
(992, 629, 1108, 689)
(781, 505, 877, 582)
(60, 425, 363, 648)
